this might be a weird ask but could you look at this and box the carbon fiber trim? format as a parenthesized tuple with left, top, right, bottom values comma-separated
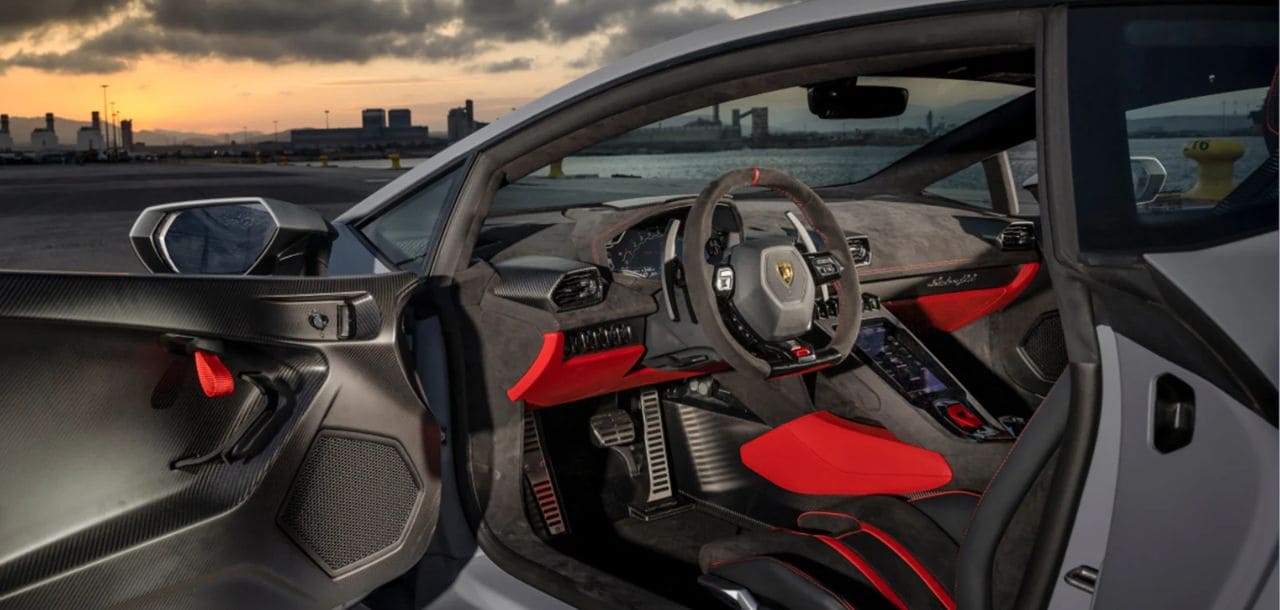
(0, 271, 442, 610)
(491, 255, 605, 312)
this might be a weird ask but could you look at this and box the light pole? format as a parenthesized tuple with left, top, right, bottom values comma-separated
(110, 101, 117, 153)
(100, 84, 109, 139)
(324, 110, 330, 129)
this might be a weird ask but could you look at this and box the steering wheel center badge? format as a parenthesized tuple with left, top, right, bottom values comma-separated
(776, 260, 795, 286)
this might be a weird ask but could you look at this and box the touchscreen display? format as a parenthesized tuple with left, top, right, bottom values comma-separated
(856, 323, 951, 397)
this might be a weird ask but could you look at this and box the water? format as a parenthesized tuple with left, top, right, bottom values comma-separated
(337, 136, 1269, 205)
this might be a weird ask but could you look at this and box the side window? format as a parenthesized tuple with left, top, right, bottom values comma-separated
(359, 165, 464, 269)
(925, 141, 1038, 212)
(1066, 5, 1277, 253)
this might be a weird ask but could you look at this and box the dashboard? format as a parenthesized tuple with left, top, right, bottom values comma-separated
(604, 205, 741, 279)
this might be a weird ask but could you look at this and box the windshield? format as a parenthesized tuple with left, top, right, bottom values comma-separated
(494, 76, 1030, 213)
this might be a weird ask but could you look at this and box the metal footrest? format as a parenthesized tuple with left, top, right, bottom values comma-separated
(638, 389, 673, 504)
(523, 411, 567, 536)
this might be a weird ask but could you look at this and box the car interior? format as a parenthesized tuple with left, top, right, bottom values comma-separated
(442, 16, 1077, 609)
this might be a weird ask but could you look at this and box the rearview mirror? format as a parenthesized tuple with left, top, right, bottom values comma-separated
(130, 197, 334, 275)
(807, 79, 909, 119)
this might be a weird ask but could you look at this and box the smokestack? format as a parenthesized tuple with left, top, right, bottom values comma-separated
(0, 115, 8, 134)
(91, 111, 101, 131)
(713, 103, 720, 124)
(45, 113, 55, 131)
(465, 99, 474, 123)
(732, 109, 741, 129)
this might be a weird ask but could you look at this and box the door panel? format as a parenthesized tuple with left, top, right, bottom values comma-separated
(0, 271, 440, 609)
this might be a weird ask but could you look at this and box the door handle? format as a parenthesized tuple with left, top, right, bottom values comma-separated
(172, 373, 296, 470)
(1152, 373, 1195, 454)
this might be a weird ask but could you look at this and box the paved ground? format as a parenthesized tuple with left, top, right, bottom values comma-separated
(0, 162, 399, 273)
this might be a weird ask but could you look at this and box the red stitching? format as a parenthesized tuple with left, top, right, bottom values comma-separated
(798, 510, 862, 525)
(814, 535, 909, 610)
(855, 525, 956, 610)
(954, 398, 1051, 591)
(710, 555, 856, 610)
(906, 490, 981, 503)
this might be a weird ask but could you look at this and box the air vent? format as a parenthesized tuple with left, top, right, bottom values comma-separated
(846, 235, 872, 267)
(564, 320, 639, 357)
(997, 221, 1036, 251)
(551, 268, 605, 311)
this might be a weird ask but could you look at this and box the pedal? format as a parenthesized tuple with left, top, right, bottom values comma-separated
(590, 409, 637, 448)
(624, 389, 690, 521)
(522, 411, 567, 537)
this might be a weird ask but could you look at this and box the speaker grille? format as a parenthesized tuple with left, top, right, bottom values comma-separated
(279, 433, 420, 575)
(1019, 312, 1068, 382)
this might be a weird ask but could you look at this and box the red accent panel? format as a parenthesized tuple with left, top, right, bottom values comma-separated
(884, 262, 1040, 332)
(857, 523, 956, 610)
(945, 403, 983, 430)
(751, 167, 761, 186)
(815, 535, 909, 610)
(506, 332, 710, 407)
(740, 411, 951, 495)
(194, 350, 234, 398)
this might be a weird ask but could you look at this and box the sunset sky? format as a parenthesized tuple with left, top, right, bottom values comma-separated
(1, 0, 784, 135)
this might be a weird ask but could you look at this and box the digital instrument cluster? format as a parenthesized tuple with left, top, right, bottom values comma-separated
(605, 205, 739, 279)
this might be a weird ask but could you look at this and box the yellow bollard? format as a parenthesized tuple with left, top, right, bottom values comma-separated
(280, 155, 288, 166)
(389, 153, 401, 170)
(1182, 139, 1244, 202)
(255, 152, 262, 164)
(548, 159, 564, 178)
(320, 155, 328, 168)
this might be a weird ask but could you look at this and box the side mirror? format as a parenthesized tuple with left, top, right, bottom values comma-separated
(1021, 173, 1040, 202)
(129, 197, 334, 275)
(807, 79, 909, 119)
(1129, 156, 1168, 206)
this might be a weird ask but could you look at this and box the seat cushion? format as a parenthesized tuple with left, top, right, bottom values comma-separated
(701, 495, 961, 610)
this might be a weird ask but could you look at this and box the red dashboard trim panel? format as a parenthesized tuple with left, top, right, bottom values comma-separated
(507, 332, 710, 407)
(883, 262, 1040, 333)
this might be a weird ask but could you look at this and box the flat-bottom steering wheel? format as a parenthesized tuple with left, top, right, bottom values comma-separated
(682, 167, 861, 379)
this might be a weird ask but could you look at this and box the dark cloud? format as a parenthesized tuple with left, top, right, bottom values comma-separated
(0, 49, 128, 73)
(0, 0, 129, 42)
(0, 0, 739, 74)
(478, 57, 534, 73)
(596, 6, 734, 63)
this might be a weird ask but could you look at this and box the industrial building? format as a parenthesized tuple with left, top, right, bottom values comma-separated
(121, 119, 133, 151)
(584, 103, 766, 154)
(76, 112, 105, 152)
(447, 100, 488, 142)
(30, 113, 58, 149)
(292, 107, 429, 150)
(0, 115, 12, 151)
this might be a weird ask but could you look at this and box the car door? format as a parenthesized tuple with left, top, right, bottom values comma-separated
(1035, 5, 1277, 609)
(0, 209, 444, 608)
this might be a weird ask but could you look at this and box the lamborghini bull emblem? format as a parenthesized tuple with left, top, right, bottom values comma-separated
(776, 260, 795, 286)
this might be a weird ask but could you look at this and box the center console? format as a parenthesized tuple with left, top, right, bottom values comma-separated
(854, 315, 1011, 441)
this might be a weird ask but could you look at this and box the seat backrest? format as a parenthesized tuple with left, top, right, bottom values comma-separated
(955, 372, 1071, 610)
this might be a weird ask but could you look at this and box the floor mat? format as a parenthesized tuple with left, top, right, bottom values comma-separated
(551, 508, 747, 607)
(536, 400, 751, 606)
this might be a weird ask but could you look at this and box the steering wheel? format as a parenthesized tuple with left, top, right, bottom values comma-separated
(682, 167, 862, 379)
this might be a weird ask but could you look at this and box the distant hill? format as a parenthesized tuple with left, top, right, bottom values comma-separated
(1128, 114, 1255, 137)
(2, 115, 263, 147)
